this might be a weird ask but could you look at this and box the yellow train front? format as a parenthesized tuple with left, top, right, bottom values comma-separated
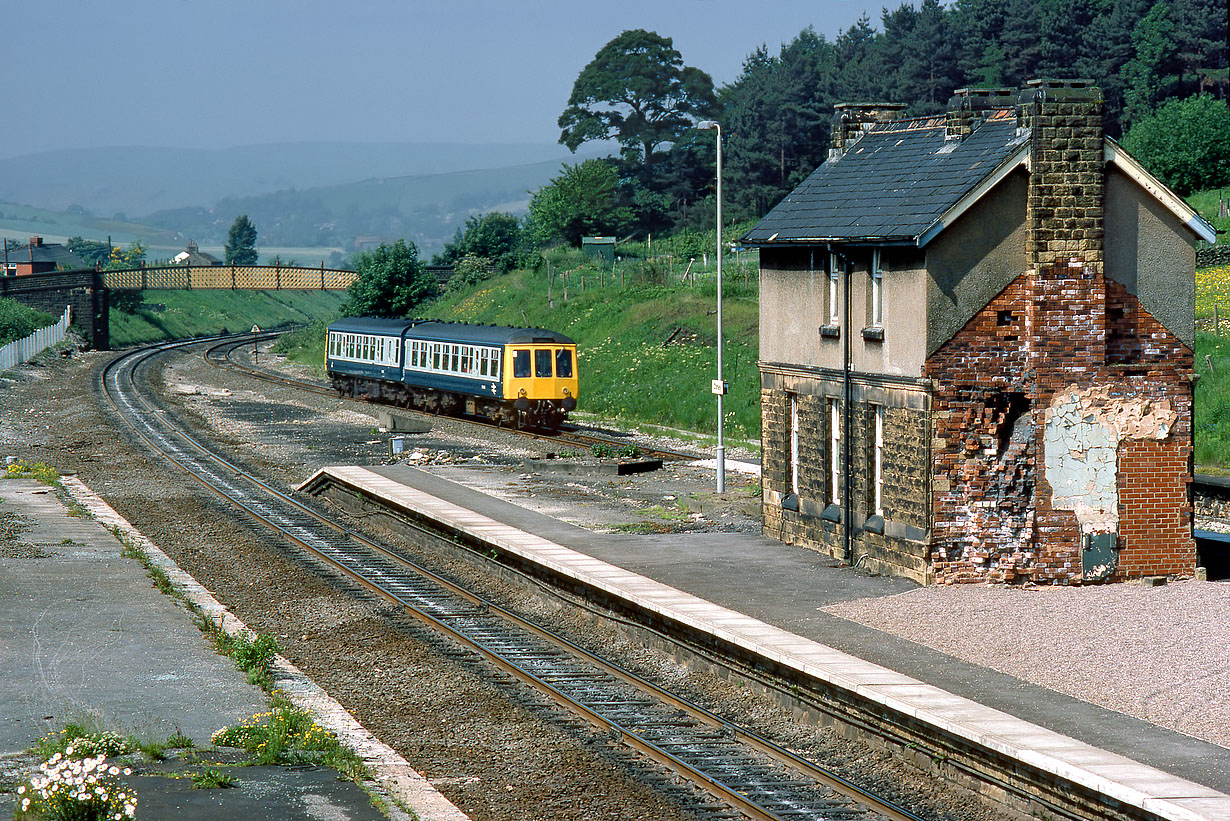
(326, 318, 579, 430)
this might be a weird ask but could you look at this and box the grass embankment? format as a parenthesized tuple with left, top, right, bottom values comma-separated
(109, 289, 346, 348)
(276, 247, 763, 445)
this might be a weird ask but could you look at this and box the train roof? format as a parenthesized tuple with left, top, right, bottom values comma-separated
(327, 317, 574, 346)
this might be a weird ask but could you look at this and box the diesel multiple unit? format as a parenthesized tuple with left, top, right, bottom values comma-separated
(326, 318, 579, 429)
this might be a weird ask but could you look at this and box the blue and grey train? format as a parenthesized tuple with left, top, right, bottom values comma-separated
(325, 317, 579, 430)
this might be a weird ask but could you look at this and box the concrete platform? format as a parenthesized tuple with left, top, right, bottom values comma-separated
(0, 477, 468, 821)
(300, 463, 1230, 821)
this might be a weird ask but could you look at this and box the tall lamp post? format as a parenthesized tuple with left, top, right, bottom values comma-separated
(698, 120, 725, 493)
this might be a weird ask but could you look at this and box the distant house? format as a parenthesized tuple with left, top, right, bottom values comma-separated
(171, 241, 223, 266)
(2, 237, 87, 276)
(743, 80, 1215, 585)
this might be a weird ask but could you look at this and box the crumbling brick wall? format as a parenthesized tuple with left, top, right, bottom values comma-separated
(926, 262, 1195, 583)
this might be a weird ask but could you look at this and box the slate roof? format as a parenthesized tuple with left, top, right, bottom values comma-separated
(4, 243, 87, 269)
(743, 109, 1028, 246)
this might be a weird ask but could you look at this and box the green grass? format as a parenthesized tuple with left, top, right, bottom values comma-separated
(109, 289, 346, 347)
(1195, 331, 1230, 468)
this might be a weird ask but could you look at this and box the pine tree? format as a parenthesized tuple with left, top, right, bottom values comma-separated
(224, 215, 258, 265)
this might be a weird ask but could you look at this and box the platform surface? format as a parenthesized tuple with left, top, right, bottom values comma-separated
(313, 463, 1230, 820)
(0, 478, 451, 821)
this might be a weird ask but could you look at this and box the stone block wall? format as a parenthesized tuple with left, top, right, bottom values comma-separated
(761, 370, 932, 583)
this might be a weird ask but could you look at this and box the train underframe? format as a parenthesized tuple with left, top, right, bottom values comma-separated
(329, 372, 569, 431)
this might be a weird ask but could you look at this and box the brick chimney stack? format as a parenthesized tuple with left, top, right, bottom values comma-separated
(829, 102, 906, 158)
(944, 87, 1015, 140)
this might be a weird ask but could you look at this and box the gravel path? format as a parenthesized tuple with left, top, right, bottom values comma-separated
(823, 581, 1230, 748)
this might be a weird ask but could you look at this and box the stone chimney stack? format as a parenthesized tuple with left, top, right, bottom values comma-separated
(945, 87, 1015, 140)
(829, 102, 906, 158)
(1018, 78, 1105, 271)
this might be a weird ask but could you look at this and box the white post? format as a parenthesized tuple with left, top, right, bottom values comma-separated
(700, 120, 725, 493)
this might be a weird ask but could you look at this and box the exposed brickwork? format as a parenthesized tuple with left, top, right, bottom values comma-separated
(926, 277, 1037, 582)
(926, 260, 1194, 583)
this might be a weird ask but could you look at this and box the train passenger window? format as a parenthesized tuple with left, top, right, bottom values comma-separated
(460, 346, 473, 374)
(450, 346, 459, 373)
(513, 350, 530, 378)
(432, 345, 441, 370)
(535, 349, 553, 378)
(555, 349, 573, 378)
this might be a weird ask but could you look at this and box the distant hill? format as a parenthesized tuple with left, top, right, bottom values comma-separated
(142, 157, 577, 256)
(0, 141, 584, 218)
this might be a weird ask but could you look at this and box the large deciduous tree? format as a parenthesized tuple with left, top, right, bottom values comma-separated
(1123, 93, 1230, 195)
(527, 160, 634, 247)
(342, 239, 434, 318)
(558, 29, 717, 172)
(224, 214, 259, 265)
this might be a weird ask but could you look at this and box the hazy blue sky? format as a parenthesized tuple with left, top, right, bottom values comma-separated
(6, 0, 874, 159)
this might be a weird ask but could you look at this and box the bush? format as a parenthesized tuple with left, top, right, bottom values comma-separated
(0, 299, 54, 345)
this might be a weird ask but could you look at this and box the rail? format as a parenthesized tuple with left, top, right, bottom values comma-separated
(0, 305, 71, 372)
(108, 336, 919, 821)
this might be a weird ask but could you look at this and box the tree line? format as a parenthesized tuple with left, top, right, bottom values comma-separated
(531, 0, 1227, 244)
(351, 0, 1228, 318)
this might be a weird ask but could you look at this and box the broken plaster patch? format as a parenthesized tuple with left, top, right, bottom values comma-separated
(1043, 385, 1175, 534)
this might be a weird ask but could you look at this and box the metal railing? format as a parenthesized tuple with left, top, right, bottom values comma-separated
(0, 305, 71, 372)
(102, 264, 356, 291)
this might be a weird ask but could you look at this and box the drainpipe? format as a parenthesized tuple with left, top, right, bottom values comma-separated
(828, 243, 854, 566)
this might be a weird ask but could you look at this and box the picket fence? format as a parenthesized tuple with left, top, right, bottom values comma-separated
(0, 306, 72, 373)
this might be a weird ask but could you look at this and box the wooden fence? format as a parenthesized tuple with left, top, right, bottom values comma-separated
(103, 264, 357, 291)
(0, 306, 72, 372)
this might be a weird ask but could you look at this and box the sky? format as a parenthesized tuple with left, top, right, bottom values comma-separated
(4, 0, 875, 160)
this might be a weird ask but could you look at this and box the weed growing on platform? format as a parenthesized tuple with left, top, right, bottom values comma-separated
(15, 742, 136, 821)
(190, 768, 235, 789)
(211, 697, 370, 781)
(4, 460, 61, 487)
(212, 629, 280, 688)
(32, 726, 134, 761)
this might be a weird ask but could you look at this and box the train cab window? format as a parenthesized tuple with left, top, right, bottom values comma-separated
(555, 349, 573, 378)
(513, 349, 531, 378)
(535, 349, 553, 378)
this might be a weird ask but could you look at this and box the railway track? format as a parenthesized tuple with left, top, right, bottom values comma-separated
(203, 335, 700, 464)
(108, 336, 921, 821)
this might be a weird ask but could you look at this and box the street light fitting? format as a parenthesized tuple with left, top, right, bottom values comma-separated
(697, 120, 719, 130)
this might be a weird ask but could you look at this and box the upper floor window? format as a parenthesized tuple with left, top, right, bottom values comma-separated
(828, 252, 840, 326)
(869, 249, 883, 328)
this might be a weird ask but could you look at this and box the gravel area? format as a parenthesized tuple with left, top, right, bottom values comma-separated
(823, 581, 1230, 748)
(0, 340, 1013, 821)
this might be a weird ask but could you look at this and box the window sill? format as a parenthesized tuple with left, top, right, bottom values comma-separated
(782, 492, 799, 512)
(820, 503, 842, 523)
(819, 324, 841, 339)
(863, 514, 885, 534)
(862, 326, 884, 342)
